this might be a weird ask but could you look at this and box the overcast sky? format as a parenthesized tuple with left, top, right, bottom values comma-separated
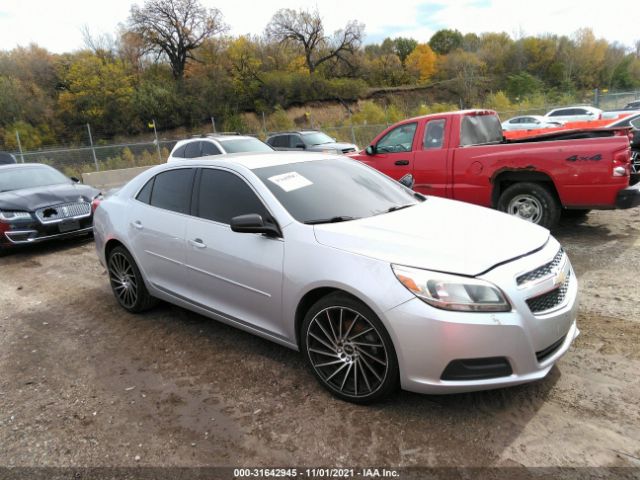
(0, 0, 638, 53)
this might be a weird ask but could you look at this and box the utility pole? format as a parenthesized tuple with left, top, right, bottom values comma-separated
(262, 111, 267, 136)
(15, 130, 24, 163)
(86, 123, 99, 172)
(151, 119, 162, 163)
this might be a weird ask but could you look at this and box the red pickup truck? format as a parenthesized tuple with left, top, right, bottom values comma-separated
(350, 110, 639, 228)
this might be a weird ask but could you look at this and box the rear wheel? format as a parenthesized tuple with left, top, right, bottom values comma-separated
(497, 182, 560, 229)
(301, 293, 399, 404)
(107, 245, 157, 313)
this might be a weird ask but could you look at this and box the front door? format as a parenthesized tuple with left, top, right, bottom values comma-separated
(184, 168, 285, 338)
(363, 122, 418, 180)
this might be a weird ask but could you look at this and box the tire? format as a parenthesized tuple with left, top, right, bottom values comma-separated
(497, 182, 560, 229)
(301, 292, 399, 404)
(107, 245, 157, 313)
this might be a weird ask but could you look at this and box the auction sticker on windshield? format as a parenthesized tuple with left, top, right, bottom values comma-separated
(268, 172, 313, 192)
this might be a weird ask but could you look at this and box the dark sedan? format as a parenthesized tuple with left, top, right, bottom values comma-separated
(0, 163, 101, 253)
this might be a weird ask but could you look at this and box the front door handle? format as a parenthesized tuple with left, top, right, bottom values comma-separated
(131, 221, 143, 230)
(394, 160, 410, 166)
(189, 238, 207, 248)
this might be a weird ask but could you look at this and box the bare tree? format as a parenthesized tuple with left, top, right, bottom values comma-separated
(81, 25, 117, 59)
(266, 8, 363, 74)
(128, 0, 226, 79)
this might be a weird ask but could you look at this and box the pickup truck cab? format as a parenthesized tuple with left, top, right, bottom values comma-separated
(350, 110, 639, 228)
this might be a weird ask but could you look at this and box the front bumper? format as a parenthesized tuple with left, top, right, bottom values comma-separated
(1, 215, 93, 247)
(383, 239, 579, 394)
(615, 182, 640, 209)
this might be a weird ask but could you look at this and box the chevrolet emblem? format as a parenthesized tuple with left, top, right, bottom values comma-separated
(554, 268, 567, 287)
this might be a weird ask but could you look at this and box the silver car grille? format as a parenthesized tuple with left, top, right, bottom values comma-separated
(516, 248, 564, 286)
(36, 202, 91, 224)
(526, 269, 571, 314)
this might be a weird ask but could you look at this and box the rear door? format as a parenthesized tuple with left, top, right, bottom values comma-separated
(184, 168, 285, 337)
(128, 168, 195, 297)
(362, 122, 418, 179)
(413, 118, 449, 197)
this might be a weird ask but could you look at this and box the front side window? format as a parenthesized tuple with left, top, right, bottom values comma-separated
(254, 158, 420, 224)
(218, 138, 273, 153)
(149, 169, 194, 214)
(201, 141, 221, 156)
(423, 119, 446, 149)
(376, 123, 417, 153)
(301, 132, 334, 146)
(196, 169, 269, 224)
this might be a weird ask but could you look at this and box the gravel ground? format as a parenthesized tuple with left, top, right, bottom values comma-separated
(0, 208, 639, 470)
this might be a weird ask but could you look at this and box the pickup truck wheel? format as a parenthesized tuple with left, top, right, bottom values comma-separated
(498, 182, 560, 229)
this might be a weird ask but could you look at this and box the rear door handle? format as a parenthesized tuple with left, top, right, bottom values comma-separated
(131, 221, 143, 230)
(189, 238, 207, 248)
(394, 160, 410, 166)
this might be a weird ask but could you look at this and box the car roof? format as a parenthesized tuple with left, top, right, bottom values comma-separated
(163, 151, 340, 170)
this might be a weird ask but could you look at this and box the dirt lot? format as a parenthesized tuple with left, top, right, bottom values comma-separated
(0, 209, 639, 470)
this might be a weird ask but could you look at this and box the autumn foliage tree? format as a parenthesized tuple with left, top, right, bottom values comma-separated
(405, 44, 437, 83)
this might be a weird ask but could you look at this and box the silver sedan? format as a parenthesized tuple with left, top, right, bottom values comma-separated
(93, 153, 579, 403)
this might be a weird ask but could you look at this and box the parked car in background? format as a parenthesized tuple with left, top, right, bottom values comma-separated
(501, 115, 564, 131)
(0, 152, 17, 165)
(0, 163, 101, 253)
(544, 106, 602, 122)
(623, 100, 640, 111)
(266, 130, 358, 154)
(604, 112, 640, 129)
(349, 109, 638, 229)
(167, 134, 273, 163)
(93, 152, 578, 403)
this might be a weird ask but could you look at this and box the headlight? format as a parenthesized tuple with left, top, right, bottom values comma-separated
(392, 265, 511, 312)
(0, 211, 32, 221)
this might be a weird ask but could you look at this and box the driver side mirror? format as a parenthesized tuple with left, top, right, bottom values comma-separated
(70, 176, 80, 183)
(365, 145, 376, 155)
(294, 143, 306, 149)
(398, 174, 415, 189)
(230, 214, 281, 237)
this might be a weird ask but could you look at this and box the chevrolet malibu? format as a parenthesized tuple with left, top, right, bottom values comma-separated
(93, 153, 579, 403)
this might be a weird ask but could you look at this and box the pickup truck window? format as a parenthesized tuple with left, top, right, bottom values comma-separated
(460, 115, 503, 146)
(423, 120, 445, 149)
(377, 123, 417, 153)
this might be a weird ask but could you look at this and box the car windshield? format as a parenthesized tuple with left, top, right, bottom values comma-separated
(0, 166, 70, 192)
(302, 132, 334, 146)
(254, 158, 421, 224)
(218, 138, 273, 153)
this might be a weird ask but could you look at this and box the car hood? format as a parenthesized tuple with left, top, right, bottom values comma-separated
(312, 197, 549, 276)
(0, 183, 100, 212)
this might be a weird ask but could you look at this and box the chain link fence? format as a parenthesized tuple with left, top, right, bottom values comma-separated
(6, 89, 640, 178)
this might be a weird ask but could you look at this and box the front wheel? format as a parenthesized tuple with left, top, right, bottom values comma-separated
(497, 182, 560, 229)
(301, 293, 399, 404)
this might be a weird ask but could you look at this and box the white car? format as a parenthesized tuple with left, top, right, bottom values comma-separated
(167, 135, 273, 163)
(544, 106, 602, 123)
(501, 115, 564, 131)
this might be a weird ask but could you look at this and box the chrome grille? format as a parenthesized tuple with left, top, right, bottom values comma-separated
(516, 248, 564, 286)
(36, 202, 91, 223)
(526, 269, 571, 314)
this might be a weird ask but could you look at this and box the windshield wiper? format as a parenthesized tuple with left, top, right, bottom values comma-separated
(304, 216, 360, 225)
(377, 204, 416, 215)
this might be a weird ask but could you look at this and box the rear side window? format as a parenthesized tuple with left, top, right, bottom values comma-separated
(460, 115, 503, 146)
(270, 135, 289, 148)
(172, 145, 187, 158)
(149, 169, 195, 214)
(136, 178, 154, 204)
(184, 142, 202, 159)
(423, 119, 445, 149)
(196, 169, 269, 224)
(201, 141, 221, 156)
